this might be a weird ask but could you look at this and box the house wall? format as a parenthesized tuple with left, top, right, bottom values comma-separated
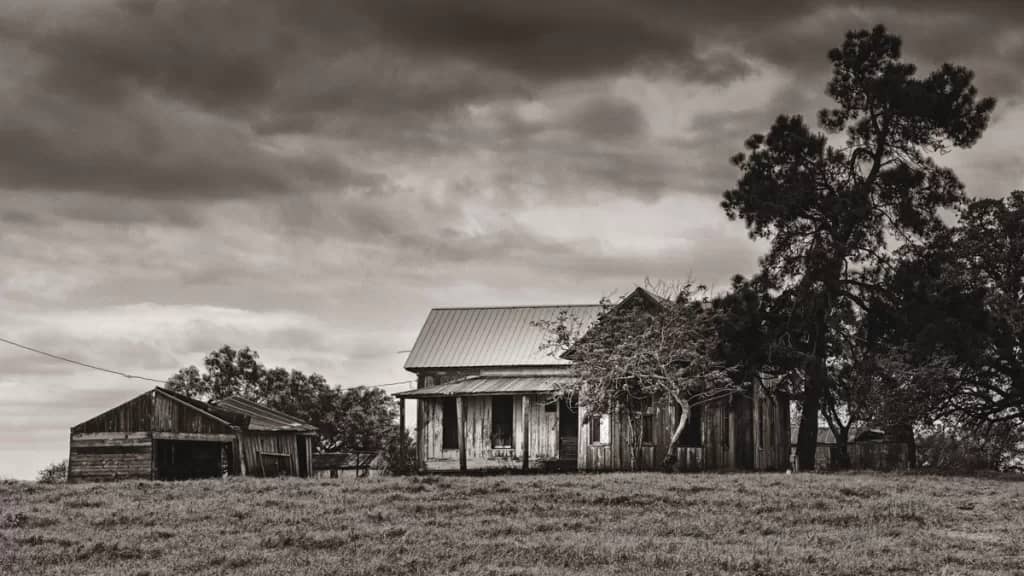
(418, 394, 558, 470)
(578, 393, 790, 472)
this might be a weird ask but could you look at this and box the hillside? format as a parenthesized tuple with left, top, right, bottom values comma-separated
(2, 472, 1022, 575)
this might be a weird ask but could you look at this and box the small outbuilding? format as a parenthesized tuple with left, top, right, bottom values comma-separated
(68, 387, 317, 482)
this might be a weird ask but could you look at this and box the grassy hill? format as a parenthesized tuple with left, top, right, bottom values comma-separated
(2, 472, 1022, 575)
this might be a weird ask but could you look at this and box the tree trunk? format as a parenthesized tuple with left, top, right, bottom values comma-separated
(660, 399, 690, 471)
(796, 369, 822, 471)
(832, 425, 850, 469)
(626, 412, 641, 471)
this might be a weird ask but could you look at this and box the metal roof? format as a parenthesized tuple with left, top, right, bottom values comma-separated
(395, 374, 573, 398)
(213, 396, 318, 433)
(403, 305, 603, 370)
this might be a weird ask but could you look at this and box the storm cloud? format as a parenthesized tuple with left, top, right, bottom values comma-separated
(1, 0, 1023, 478)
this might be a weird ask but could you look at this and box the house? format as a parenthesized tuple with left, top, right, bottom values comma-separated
(396, 288, 791, 473)
(67, 387, 317, 482)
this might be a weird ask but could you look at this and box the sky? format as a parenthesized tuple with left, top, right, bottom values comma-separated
(2, 1, 1023, 479)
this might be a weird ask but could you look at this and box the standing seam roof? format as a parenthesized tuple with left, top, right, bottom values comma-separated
(404, 305, 603, 369)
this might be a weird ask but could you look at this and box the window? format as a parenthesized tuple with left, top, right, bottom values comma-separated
(491, 397, 514, 448)
(442, 398, 458, 450)
(589, 413, 610, 445)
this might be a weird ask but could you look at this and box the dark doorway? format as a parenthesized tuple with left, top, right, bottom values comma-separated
(296, 437, 309, 478)
(491, 396, 514, 448)
(153, 440, 227, 480)
(442, 398, 459, 450)
(558, 399, 578, 463)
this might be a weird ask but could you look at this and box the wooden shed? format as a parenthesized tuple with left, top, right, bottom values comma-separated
(212, 396, 318, 478)
(68, 387, 317, 482)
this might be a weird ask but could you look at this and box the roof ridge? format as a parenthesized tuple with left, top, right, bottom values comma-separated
(429, 304, 602, 311)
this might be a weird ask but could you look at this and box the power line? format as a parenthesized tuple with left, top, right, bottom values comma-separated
(0, 336, 417, 391)
(0, 336, 169, 384)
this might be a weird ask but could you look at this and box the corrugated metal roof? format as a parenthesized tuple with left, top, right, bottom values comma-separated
(213, 396, 318, 433)
(395, 374, 573, 398)
(404, 305, 603, 369)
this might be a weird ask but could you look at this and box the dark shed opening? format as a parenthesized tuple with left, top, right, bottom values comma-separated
(153, 440, 228, 480)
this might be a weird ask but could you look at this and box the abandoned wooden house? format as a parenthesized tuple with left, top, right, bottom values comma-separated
(67, 387, 317, 482)
(397, 288, 791, 473)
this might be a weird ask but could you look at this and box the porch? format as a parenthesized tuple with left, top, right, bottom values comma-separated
(396, 373, 578, 472)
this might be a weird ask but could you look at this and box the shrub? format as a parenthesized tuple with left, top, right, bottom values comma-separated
(37, 460, 68, 484)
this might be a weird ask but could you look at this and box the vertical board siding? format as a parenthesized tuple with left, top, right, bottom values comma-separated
(577, 392, 791, 473)
(419, 395, 558, 470)
(71, 392, 155, 434)
(152, 393, 234, 435)
(240, 431, 300, 477)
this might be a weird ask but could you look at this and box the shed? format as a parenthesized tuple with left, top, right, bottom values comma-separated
(212, 396, 318, 478)
(68, 387, 317, 482)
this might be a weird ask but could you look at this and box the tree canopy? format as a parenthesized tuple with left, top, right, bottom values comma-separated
(721, 25, 996, 469)
(539, 286, 738, 470)
(166, 345, 401, 454)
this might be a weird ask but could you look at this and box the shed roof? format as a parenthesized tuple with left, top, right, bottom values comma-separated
(395, 373, 573, 398)
(213, 396, 318, 433)
(403, 305, 603, 370)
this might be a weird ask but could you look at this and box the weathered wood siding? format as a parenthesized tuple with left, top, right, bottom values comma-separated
(419, 395, 558, 469)
(578, 401, 679, 471)
(752, 390, 790, 471)
(239, 431, 304, 477)
(71, 393, 155, 434)
(152, 392, 235, 435)
(578, 393, 790, 472)
(68, 432, 152, 482)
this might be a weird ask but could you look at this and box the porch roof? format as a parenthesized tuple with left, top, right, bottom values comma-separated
(395, 374, 573, 399)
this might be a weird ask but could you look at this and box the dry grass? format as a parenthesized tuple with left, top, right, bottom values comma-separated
(2, 472, 1022, 575)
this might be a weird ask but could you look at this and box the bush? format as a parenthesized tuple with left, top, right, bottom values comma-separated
(381, 426, 416, 475)
(917, 422, 1024, 473)
(37, 460, 68, 484)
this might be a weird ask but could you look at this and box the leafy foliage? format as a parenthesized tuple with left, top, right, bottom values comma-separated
(721, 25, 995, 469)
(538, 286, 737, 469)
(36, 460, 67, 484)
(167, 346, 404, 455)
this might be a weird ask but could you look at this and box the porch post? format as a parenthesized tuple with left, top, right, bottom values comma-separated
(416, 400, 424, 471)
(399, 398, 407, 472)
(457, 396, 467, 471)
(521, 395, 531, 471)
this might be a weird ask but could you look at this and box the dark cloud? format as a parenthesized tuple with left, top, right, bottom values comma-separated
(3, 0, 1022, 203)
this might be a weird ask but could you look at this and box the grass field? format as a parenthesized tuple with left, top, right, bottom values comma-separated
(2, 472, 1022, 576)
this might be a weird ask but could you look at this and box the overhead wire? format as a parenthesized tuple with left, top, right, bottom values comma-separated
(0, 336, 417, 391)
